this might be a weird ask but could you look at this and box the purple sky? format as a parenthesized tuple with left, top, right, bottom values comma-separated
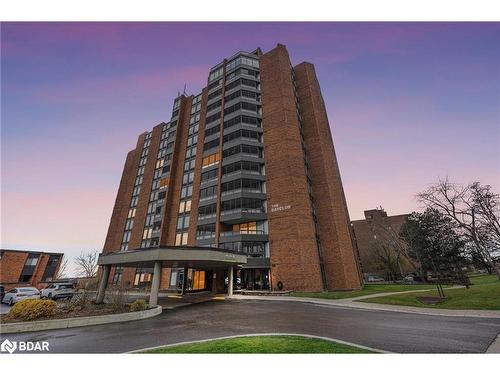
(1, 22, 499, 264)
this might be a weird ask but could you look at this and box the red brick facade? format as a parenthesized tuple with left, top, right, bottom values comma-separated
(100, 44, 362, 292)
(0, 249, 63, 289)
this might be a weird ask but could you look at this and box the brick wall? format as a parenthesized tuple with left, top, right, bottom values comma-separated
(294, 62, 362, 290)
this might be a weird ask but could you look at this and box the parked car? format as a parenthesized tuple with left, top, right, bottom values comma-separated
(403, 275, 415, 282)
(366, 276, 385, 282)
(0, 285, 4, 301)
(40, 283, 75, 300)
(2, 287, 40, 305)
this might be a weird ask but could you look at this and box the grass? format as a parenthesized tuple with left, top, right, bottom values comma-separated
(361, 275, 500, 310)
(290, 283, 439, 300)
(141, 335, 376, 354)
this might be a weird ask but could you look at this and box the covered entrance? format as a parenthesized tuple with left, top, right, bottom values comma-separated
(96, 246, 247, 307)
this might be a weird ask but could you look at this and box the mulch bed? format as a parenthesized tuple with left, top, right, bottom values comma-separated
(0, 302, 131, 323)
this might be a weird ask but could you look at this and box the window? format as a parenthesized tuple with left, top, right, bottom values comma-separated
(223, 129, 260, 143)
(225, 77, 258, 91)
(187, 135, 198, 147)
(224, 89, 258, 103)
(175, 232, 189, 246)
(128, 208, 136, 218)
(208, 88, 222, 100)
(181, 184, 193, 199)
(184, 159, 195, 171)
(179, 200, 192, 213)
(200, 185, 217, 199)
(125, 219, 134, 230)
(185, 146, 196, 159)
(177, 215, 190, 230)
(202, 153, 220, 168)
(205, 112, 221, 125)
(143, 228, 152, 240)
(203, 138, 220, 151)
(222, 144, 261, 158)
(204, 124, 220, 137)
(206, 100, 221, 112)
(198, 203, 217, 217)
(224, 115, 260, 129)
(209, 67, 223, 82)
(232, 221, 257, 234)
(221, 178, 260, 193)
(183, 171, 194, 184)
(224, 101, 260, 116)
(201, 168, 218, 182)
(196, 223, 216, 239)
(220, 198, 264, 212)
(122, 230, 131, 243)
(222, 161, 261, 175)
(112, 267, 123, 285)
(208, 78, 222, 91)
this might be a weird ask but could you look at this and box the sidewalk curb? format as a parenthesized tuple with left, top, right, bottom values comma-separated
(486, 333, 500, 353)
(229, 295, 500, 319)
(0, 306, 162, 334)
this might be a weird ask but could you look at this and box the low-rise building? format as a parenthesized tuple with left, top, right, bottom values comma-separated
(351, 208, 413, 280)
(0, 249, 64, 290)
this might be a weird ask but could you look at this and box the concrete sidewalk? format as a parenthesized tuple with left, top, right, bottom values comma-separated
(229, 288, 500, 319)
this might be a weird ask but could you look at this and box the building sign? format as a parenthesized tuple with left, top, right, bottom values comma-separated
(270, 203, 291, 213)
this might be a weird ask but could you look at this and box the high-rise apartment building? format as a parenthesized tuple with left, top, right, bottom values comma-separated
(101, 44, 362, 292)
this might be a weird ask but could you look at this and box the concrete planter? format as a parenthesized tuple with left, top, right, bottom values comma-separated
(1, 305, 162, 334)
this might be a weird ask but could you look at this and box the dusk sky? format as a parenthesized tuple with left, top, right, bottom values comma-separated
(1, 22, 499, 269)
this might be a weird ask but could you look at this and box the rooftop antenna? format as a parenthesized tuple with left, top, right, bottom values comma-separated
(183, 83, 187, 95)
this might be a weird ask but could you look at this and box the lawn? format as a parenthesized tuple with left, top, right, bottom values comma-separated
(290, 283, 439, 300)
(361, 275, 500, 310)
(141, 335, 376, 354)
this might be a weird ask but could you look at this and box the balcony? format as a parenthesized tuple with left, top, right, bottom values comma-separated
(219, 208, 267, 224)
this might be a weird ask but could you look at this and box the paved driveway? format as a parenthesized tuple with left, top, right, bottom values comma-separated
(1, 299, 499, 353)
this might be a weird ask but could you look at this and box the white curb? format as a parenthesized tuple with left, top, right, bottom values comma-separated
(0, 306, 162, 334)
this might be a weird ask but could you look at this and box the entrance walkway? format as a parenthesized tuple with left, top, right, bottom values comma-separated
(229, 286, 500, 319)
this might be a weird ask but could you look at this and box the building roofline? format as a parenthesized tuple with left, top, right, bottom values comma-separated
(0, 248, 64, 256)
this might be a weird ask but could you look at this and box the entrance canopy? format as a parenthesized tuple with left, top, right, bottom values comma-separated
(97, 245, 247, 269)
(96, 246, 245, 307)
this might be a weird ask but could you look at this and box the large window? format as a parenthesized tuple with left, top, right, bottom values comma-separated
(18, 254, 40, 283)
(201, 169, 218, 182)
(221, 178, 261, 193)
(198, 203, 217, 218)
(223, 129, 260, 143)
(200, 185, 217, 200)
(220, 198, 264, 213)
(222, 161, 261, 175)
(224, 115, 260, 130)
(222, 144, 261, 159)
(202, 153, 220, 168)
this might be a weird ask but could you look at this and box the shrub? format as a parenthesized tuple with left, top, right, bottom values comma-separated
(129, 299, 148, 312)
(8, 299, 57, 321)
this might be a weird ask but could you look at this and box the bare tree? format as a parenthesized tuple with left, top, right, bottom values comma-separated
(54, 257, 69, 279)
(417, 178, 500, 279)
(74, 251, 98, 278)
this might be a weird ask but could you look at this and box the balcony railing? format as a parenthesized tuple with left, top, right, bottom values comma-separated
(220, 230, 267, 237)
(220, 208, 265, 216)
(221, 188, 262, 196)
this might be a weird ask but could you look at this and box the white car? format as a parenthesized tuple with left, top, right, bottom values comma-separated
(40, 283, 75, 300)
(2, 287, 40, 305)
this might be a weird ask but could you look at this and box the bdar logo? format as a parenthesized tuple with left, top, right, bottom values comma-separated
(1, 339, 17, 354)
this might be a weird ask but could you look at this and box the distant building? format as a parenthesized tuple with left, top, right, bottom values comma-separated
(351, 209, 413, 279)
(0, 249, 63, 289)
